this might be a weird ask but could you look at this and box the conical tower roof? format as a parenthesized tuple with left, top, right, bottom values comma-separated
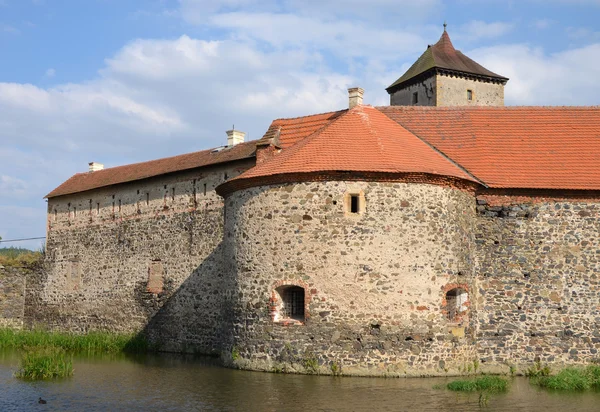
(386, 29, 508, 93)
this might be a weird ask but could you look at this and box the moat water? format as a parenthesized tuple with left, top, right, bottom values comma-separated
(0, 351, 599, 411)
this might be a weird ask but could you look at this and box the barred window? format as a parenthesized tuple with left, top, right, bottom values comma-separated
(274, 285, 305, 322)
(446, 288, 468, 321)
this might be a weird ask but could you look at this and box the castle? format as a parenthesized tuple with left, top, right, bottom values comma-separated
(30, 29, 600, 376)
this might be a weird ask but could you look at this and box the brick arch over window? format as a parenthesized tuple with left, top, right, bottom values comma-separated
(270, 279, 312, 324)
(442, 283, 470, 322)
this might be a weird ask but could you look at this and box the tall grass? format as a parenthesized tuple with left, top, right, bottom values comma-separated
(15, 347, 73, 380)
(533, 365, 600, 391)
(447, 376, 509, 393)
(0, 328, 149, 354)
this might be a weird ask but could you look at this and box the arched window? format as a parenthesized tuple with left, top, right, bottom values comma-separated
(273, 285, 305, 323)
(446, 287, 468, 321)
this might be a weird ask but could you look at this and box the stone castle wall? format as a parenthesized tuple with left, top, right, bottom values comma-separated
(222, 181, 480, 376)
(390, 76, 437, 106)
(436, 74, 504, 106)
(36, 159, 253, 354)
(0, 266, 27, 329)
(28, 163, 600, 376)
(474, 197, 600, 373)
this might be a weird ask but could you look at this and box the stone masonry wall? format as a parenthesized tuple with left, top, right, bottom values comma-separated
(475, 197, 600, 373)
(223, 181, 479, 377)
(436, 74, 504, 107)
(390, 76, 437, 106)
(0, 266, 27, 329)
(38, 159, 253, 354)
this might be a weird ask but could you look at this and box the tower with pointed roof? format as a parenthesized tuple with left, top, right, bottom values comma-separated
(386, 25, 508, 107)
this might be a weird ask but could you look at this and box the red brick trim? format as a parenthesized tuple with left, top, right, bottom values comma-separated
(477, 188, 600, 206)
(441, 283, 470, 323)
(271, 279, 312, 324)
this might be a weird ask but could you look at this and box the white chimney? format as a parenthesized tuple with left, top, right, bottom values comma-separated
(226, 129, 246, 147)
(88, 162, 104, 172)
(348, 87, 364, 109)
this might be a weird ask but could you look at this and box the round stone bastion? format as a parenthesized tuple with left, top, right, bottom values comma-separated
(221, 180, 479, 377)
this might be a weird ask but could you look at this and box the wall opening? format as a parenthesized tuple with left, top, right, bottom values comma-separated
(147, 260, 164, 294)
(445, 287, 468, 321)
(344, 190, 365, 216)
(273, 285, 306, 323)
(350, 195, 359, 213)
(412, 91, 418, 105)
(467, 89, 473, 101)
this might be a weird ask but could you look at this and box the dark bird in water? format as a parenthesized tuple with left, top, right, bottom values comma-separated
(38, 397, 47, 404)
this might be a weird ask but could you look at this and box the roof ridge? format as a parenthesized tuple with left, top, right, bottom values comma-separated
(272, 109, 347, 122)
(83, 140, 259, 173)
(386, 110, 487, 187)
(377, 105, 600, 111)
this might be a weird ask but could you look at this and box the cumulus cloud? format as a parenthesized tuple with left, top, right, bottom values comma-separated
(470, 43, 600, 105)
(457, 20, 514, 41)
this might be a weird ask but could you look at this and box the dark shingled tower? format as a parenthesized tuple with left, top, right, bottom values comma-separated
(387, 25, 508, 107)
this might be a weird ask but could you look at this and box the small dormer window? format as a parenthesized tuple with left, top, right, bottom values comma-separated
(467, 89, 473, 101)
(412, 92, 418, 105)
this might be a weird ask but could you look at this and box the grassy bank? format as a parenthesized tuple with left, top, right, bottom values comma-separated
(15, 347, 74, 380)
(532, 365, 600, 391)
(0, 328, 149, 354)
(447, 376, 509, 393)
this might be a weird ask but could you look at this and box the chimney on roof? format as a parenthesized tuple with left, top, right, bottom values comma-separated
(226, 129, 246, 147)
(88, 162, 104, 172)
(348, 87, 364, 109)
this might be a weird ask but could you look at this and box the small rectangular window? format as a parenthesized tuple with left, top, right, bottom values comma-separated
(412, 92, 418, 105)
(467, 89, 473, 101)
(203, 183, 207, 196)
(146, 193, 150, 205)
(350, 195, 359, 213)
(171, 187, 175, 201)
(97, 203, 100, 214)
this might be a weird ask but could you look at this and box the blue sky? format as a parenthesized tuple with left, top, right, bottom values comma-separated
(1, 0, 600, 249)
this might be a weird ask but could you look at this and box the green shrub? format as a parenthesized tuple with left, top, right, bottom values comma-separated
(447, 376, 509, 393)
(0, 248, 43, 268)
(525, 360, 551, 377)
(15, 347, 73, 380)
(534, 366, 600, 391)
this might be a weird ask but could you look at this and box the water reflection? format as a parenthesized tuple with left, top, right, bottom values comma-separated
(0, 351, 598, 411)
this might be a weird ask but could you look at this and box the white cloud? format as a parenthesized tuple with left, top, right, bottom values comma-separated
(566, 26, 600, 41)
(456, 20, 514, 41)
(1, 23, 19, 34)
(45, 68, 55, 78)
(209, 12, 426, 59)
(531, 18, 553, 30)
(470, 42, 600, 105)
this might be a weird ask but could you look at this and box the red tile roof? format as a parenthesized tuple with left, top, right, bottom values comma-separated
(379, 106, 600, 190)
(221, 105, 477, 191)
(46, 141, 256, 198)
(387, 30, 508, 93)
(259, 110, 347, 148)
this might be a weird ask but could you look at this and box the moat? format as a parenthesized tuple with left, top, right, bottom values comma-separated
(1, 351, 599, 411)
